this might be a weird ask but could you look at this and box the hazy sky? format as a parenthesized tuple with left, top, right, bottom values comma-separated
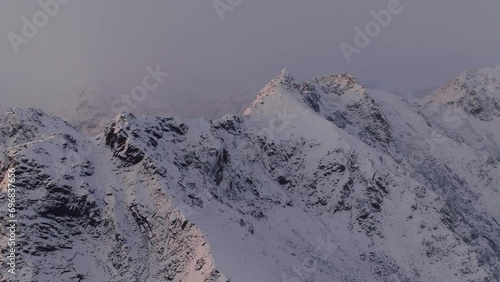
(1, 0, 499, 117)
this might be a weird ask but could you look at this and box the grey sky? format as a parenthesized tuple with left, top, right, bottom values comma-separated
(1, 0, 499, 117)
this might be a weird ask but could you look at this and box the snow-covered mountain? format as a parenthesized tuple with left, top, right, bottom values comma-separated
(422, 65, 500, 121)
(1, 66, 499, 281)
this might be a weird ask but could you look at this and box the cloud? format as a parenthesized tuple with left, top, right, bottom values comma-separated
(0, 0, 499, 117)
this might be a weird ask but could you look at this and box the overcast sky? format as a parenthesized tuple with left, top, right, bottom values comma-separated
(1, 0, 499, 117)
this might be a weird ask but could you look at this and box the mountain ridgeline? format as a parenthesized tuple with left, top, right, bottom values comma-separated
(1, 66, 500, 281)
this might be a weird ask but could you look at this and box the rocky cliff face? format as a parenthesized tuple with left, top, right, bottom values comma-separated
(1, 67, 500, 281)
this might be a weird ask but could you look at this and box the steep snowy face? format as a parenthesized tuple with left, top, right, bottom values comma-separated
(244, 69, 348, 149)
(0, 110, 228, 282)
(244, 68, 302, 115)
(245, 70, 392, 150)
(1, 67, 500, 282)
(103, 106, 411, 282)
(301, 72, 393, 150)
(418, 66, 500, 165)
(369, 89, 500, 281)
(421, 66, 500, 121)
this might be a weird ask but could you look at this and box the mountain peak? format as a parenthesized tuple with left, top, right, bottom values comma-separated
(1, 107, 64, 127)
(421, 65, 500, 120)
(280, 67, 290, 77)
(422, 65, 500, 104)
(0, 107, 76, 148)
(272, 67, 297, 91)
(312, 72, 367, 100)
(244, 69, 301, 114)
(243, 72, 298, 121)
